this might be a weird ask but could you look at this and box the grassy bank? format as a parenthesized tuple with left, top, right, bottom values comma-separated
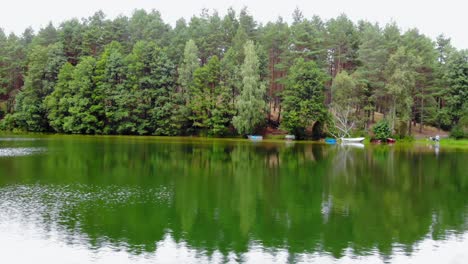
(1, 131, 467, 149)
(412, 138, 468, 150)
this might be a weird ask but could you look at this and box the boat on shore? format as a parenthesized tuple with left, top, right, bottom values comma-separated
(247, 135, 263, 141)
(340, 137, 365, 143)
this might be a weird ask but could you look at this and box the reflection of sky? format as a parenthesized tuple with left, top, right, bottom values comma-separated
(0, 147, 45, 157)
(1, 222, 467, 264)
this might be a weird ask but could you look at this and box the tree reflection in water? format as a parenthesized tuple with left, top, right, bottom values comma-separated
(0, 136, 467, 261)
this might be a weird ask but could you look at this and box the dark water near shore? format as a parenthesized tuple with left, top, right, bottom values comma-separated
(0, 135, 467, 263)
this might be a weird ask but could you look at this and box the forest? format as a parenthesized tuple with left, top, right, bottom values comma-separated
(0, 8, 466, 138)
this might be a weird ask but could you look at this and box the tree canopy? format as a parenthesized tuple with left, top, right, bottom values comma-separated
(0, 9, 466, 138)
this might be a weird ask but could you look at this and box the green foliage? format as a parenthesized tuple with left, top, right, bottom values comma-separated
(233, 41, 266, 135)
(385, 47, 422, 132)
(178, 39, 199, 101)
(125, 41, 177, 135)
(282, 58, 327, 137)
(443, 50, 467, 127)
(189, 56, 233, 136)
(450, 125, 466, 139)
(331, 71, 357, 106)
(12, 43, 66, 132)
(44, 62, 75, 132)
(63, 56, 103, 134)
(0, 9, 466, 139)
(372, 120, 391, 140)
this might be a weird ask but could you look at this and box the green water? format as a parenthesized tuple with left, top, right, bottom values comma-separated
(0, 135, 467, 263)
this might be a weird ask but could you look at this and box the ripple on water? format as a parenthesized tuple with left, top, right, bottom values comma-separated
(0, 137, 39, 141)
(0, 184, 173, 248)
(0, 147, 46, 157)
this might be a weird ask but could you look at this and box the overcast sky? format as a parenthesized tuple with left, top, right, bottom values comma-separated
(0, 0, 466, 49)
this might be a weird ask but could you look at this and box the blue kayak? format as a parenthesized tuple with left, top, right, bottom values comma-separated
(325, 138, 337, 144)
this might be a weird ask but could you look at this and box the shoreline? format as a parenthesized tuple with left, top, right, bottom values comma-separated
(1, 131, 467, 149)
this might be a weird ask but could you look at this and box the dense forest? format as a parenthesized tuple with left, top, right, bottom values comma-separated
(0, 8, 466, 138)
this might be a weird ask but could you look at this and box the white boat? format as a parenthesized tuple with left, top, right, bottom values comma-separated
(340, 137, 365, 143)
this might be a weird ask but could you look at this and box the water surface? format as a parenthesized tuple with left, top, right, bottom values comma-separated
(0, 135, 467, 263)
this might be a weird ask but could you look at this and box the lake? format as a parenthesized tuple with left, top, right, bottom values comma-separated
(0, 135, 467, 264)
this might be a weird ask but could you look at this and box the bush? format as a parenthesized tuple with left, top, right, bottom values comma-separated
(0, 114, 16, 131)
(450, 125, 466, 139)
(394, 120, 409, 138)
(372, 120, 391, 140)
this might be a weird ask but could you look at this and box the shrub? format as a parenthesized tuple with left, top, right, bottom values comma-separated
(450, 125, 465, 139)
(373, 120, 391, 140)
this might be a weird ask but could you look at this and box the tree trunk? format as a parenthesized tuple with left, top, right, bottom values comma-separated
(276, 105, 281, 124)
(408, 119, 412, 136)
(419, 96, 424, 133)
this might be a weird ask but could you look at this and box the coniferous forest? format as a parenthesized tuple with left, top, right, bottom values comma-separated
(0, 8, 466, 138)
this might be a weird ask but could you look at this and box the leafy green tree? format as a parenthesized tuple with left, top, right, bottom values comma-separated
(10, 43, 66, 131)
(282, 58, 328, 137)
(233, 41, 266, 135)
(125, 41, 177, 135)
(0, 9, 466, 138)
(331, 71, 358, 107)
(385, 47, 421, 135)
(444, 49, 467, 129)
(63, 56, 104, 134)
(190, 56, 219, 132)
(178, 40, 199, 102)
(189, 56, 233, 136)
(93, 41, 128, 134)
(44, 62, 75, 132)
